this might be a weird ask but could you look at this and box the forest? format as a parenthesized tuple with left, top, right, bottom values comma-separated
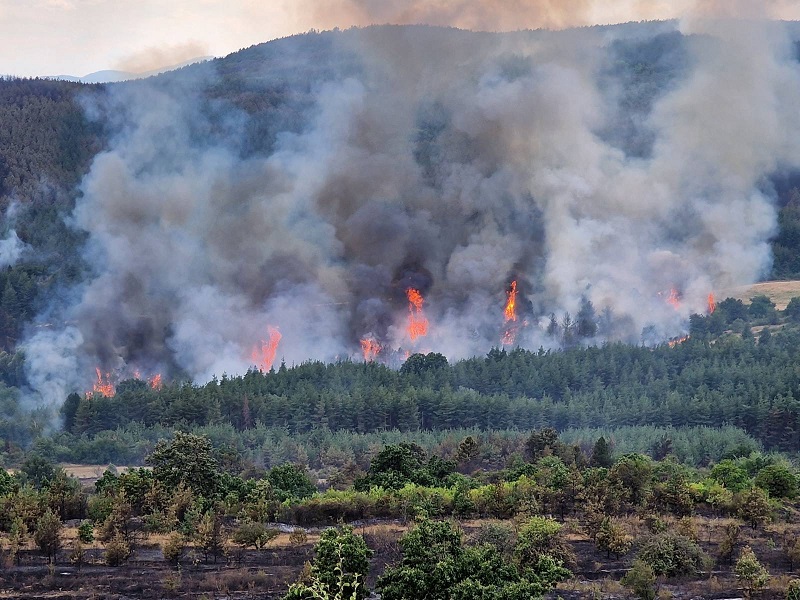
(3, 21, 800, 599)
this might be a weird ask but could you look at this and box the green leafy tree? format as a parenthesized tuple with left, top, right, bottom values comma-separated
(377, 518, 568, 600)
(610, 453, 652, 506)
(785, 297, 800, 322)
(735, 487, 773, 529)
(8, 516, 27, 566)
(595, 517, 632, 559)
(268, 464, 317, 502)
(514, 516, 575, 569)
(104, 534, 131, 566)
(734, 545, 769, 599)
(786, 579, 800, 600)
(590, 436, 613, 468)
(621, 559, 657, 600)
(78, 520, 94, 543)
(754, 464, 797, 499)
(162, 532, 186, 567)
(195, 508, 225, 563)
(232, 519, 279, 550)
(147, 432, 220, 498)
(637, 532, 706, 578)
(20, 454, 56, 489)
(34, 508, 62, 563)
(711, 459, 751, 493)
(285, 526, 372, 600)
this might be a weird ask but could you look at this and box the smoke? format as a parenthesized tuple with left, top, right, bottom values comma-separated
(0, 229, 28, 268)
(300, 0, 800, 32)
(114, 41, 210, 74)
(308, 0, 595, 31)
(19, 19, 800, 404)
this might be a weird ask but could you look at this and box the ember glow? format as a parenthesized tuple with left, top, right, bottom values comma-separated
(252, 326, 282, 371)
(707, 293, 716, 314)
(91, 367, 115, 397)
(360, 336, 381, 361)
(406, 288, 429, 341)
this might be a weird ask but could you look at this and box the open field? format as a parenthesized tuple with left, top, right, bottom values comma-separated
(719, 280, 800, 309)
(60, 464, 141, 483)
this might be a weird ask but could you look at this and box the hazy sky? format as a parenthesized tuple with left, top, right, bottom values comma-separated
(2, 0, 800, 77)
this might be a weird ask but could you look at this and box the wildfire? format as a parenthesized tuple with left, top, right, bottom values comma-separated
(91, 367, 115, 397)
(707, 293, 716, 314)
(406, 288, 429, 341)
(252, 326, 282, 371)
(148, 374, 163, 390)
(504, 280, 518, 322)
(502, 280, 520, 346)
(360, 337, 381, 361)
(668, 335, 690, 348)
(667, 288, 681, 310)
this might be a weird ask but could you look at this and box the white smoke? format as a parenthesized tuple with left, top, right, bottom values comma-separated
(19, 19, 800, 402)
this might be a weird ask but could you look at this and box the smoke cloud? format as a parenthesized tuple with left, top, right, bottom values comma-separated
(19, 18, 800, 404)
(114, 41, 210, 74)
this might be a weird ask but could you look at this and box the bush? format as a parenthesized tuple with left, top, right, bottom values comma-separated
(162, 532, 185, 567)
(514, 516, 575, 568)
(377, 518, 569, 600)
(473, 521, 516, 557)
(754, 464, 798, 499)
(285, 526, 372, 600)
(637, 532, 706, 577)
(734, 545, 769, 598)
(232, 520, 279, 550)
(621, 558, 657, 600)
(78, 520, 94, 544)
(105, 534, 131, 566)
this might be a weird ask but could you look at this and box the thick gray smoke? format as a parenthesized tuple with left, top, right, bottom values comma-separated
(20, 18, 800, 404)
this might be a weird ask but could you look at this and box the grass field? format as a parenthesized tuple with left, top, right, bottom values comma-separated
(719, 280, 800, 309)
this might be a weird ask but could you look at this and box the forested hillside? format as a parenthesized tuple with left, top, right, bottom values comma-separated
(1, 24, 800, 460)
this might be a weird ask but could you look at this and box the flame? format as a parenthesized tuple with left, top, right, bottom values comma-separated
(501, 280, 520, 345)
(148, 374, 163, 390)
(91, 367, 115, 397)
(707, 293, 716, 314)
(406, 288, 429, 341)
(668, 335, 690, 348)
(360, 337, 381, 361)
(504, 280, 518, 322)
(252, 326, 282, 371)
(667, 288, 681, 310)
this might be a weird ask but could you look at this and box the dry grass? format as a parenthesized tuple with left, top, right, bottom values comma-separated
(59, 463, 145, 482)
(719, 280, 800, 309)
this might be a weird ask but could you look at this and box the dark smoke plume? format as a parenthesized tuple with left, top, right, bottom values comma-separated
(19, 18, 800, 408)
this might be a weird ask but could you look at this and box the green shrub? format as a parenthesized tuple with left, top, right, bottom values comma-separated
(637, 532, 706, 577)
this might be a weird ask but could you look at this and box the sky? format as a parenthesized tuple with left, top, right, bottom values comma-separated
(2, 0, 800, 77)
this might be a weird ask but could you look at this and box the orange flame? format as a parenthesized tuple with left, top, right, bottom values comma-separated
(707, 293, 716, 314)
(501, 280, 520, 345)
(504, 280, 518, 323)
(360, 337, 381, 361)
(252, 326, 282, 371)
(91, 368, 115, 397)
(406, 288, 429, 341)
(668, 335, 690, 348)
(667, 288, 681, 310)
(148, 374, 163, 390)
